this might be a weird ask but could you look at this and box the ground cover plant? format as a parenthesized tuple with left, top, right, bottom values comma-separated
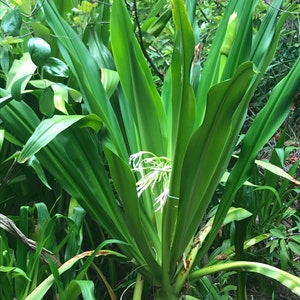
(0, 0, 299, 299)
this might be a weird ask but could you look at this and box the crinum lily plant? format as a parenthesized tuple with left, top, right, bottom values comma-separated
(0, 0, 300, 298)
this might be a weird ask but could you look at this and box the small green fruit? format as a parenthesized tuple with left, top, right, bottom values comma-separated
(1, 8, 22, 37)
(28, 37, 51, 67)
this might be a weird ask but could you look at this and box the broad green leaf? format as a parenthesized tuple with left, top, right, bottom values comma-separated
(291, 236, 300, 243)
(104, 148, 161, 279)
(87, 28, 114, 69)
(47, 256, 65, 297)
(111, 0, 167, 156)
(270, 228, 286, 239)
(64, 206, 85, 261)
(168, 0, 195, 161)
(18, 115, 102, 163)
(269, 239, 279, 254)
(30, 79, 54, 89)
(6, 53, 36, 92)
(280, 239, 289, 270)
(222, 207, 252, 224)
(39, 87, 55, 117)
(9, 0, 31, 15)
(30, 21, 51, 41)
(0, 91, 31, 109)
(195, 0, 238, 126)
(100, 68, 119, 99)
(66, 280, 95, 300)
(203, 56, 300, 263)
(250, 0, 284, 67)
(34, 202, 51, 230)
(288, 242, 300, 256)
(52, 84, 68, 114)
(0, 101, 40, 141)
(0, 99, 130, 259)
(11, 75, 33, 101)
(221, 1, 258, 79)
(3, 130, 23, 147)
(172, 62, 255, 266)
(53, 0, 73, 18)
(143, 7, 172, 42)
(68, 87, 82, 103)
(0, 45, 9, 74)
(43, 57, 69, 77)
(161, 0, 196, 280)
(42, 0, 127, 158)
(221, 171, 256, 187)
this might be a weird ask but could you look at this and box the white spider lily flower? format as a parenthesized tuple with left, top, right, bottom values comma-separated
(130, 151, 172, 210)
(154, 186, 169, 211)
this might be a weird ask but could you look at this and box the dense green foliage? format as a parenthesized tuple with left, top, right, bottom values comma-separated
(0, 0, 299, 299)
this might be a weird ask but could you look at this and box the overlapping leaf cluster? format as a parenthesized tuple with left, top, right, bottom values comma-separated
(0, 0, 299, 298)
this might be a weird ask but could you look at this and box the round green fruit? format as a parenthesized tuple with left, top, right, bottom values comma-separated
(28, 37, 51, 67)
(1, 8, 22, 37)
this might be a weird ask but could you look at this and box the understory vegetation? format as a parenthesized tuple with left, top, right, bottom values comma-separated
(0, 0, 299, 299)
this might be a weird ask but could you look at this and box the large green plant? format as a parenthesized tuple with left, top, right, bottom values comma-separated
(0, 0, 300, 298)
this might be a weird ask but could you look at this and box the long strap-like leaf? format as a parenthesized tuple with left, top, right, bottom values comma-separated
(189, 261, 300, 296)
(42, 0, 127, 158)
(201, 56, 300, 262)
(110, 0, 167, 157)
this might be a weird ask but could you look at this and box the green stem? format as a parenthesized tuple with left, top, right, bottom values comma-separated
(132, 273, 144, 300)
(173, 222, 212, 294)
(234, 218, 249, 300)
(155, 286, 177, 300)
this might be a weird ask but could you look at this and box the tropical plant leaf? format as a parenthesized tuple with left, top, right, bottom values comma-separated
(18, 114, 102, 163)
(255, 159, 300, 185)
(27, 155, 52, 189)
(6, 53, 36, 92)
(202, 55, 300, 262)
(100, 68, 119, 99)
(171, 62, 255, 266)
(25, 249, 125, 300)
(43, 57, 69, 77)
(161, 0, 196, 282)
(0, 266, 30, 280)
(104, 148, 161, 279)
(111, 0, 167, 156)
(42, 0, 127, 158)
(189, 261, 300, 296)
(65, 280, 95, 300)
